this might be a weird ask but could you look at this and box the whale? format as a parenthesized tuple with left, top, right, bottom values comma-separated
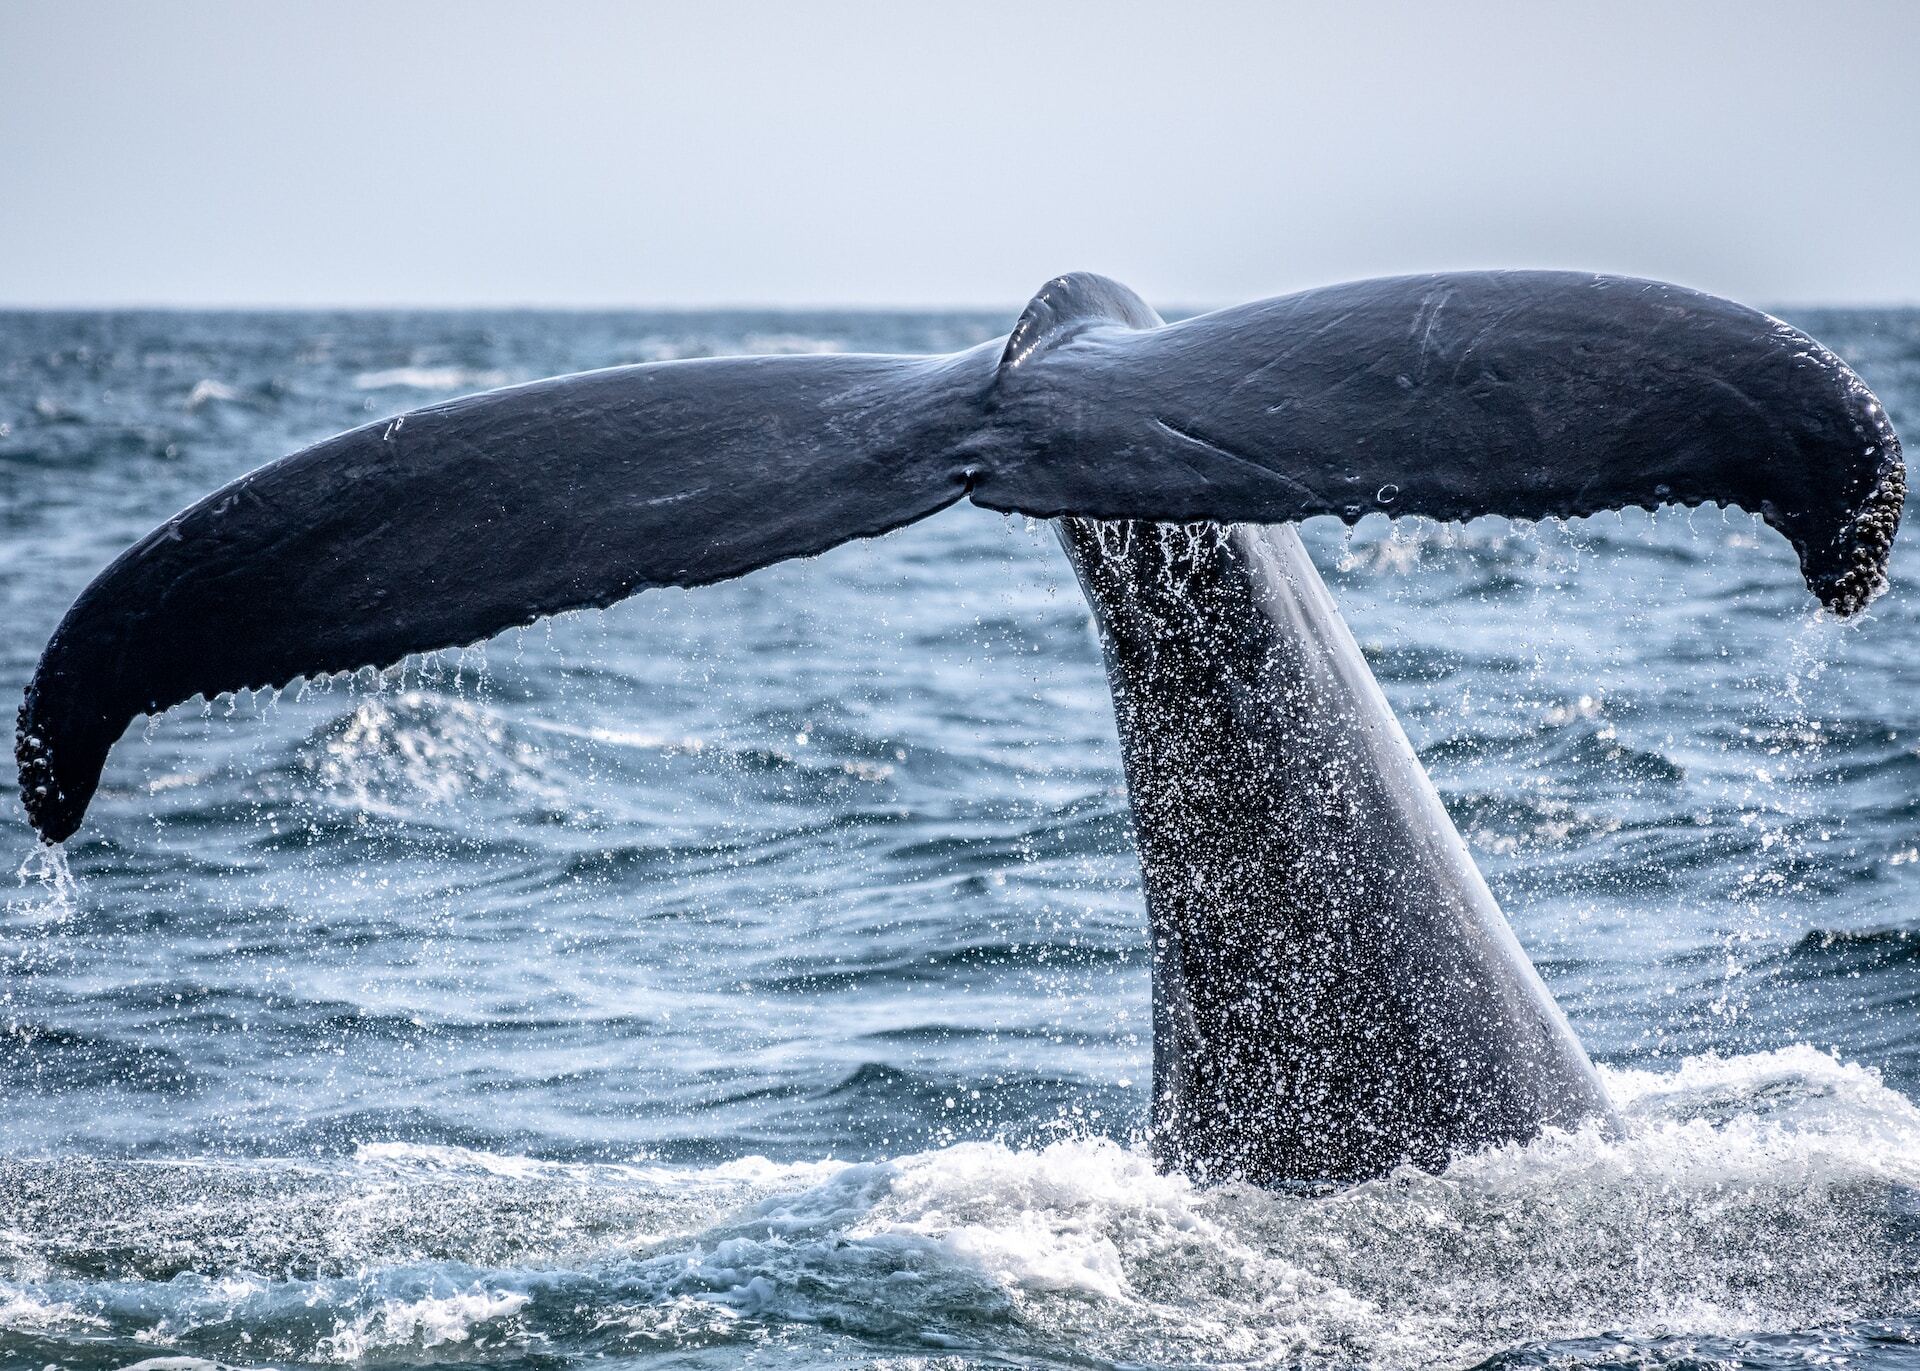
(15, 270, 1905, 1185)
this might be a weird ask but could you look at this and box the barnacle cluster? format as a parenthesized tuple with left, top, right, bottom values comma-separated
(1822, 448, 1906, 617)
(15, 696, 58, 840)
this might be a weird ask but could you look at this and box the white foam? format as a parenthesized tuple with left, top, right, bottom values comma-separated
(595, 1049, 1920, 1365)
(0, 1283, 106, 1334)
(848, 1136, 1194, 1300)
(351, 1139, 842, 1192)
(7, 1050, 1919, 1367)
(183, 379, 240, 410)
(316, 1287, 529, 1361)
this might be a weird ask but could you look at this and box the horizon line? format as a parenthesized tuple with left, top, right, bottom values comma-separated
(6, 295, 1920, 315)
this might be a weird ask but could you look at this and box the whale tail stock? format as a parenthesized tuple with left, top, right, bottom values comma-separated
(17, 270, 1903, 848)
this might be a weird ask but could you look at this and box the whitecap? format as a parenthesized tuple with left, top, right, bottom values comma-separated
(316, 1286, 530, 1361)
(183, 379, 241, 410)
(351, 366, 511, 392)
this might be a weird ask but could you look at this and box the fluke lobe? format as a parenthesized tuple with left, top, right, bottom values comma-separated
(16, 271, 1906, 1185)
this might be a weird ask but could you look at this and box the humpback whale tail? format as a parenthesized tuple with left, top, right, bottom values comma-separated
(12, 270, 1905, 1184)
(17, 270, 1903, 845)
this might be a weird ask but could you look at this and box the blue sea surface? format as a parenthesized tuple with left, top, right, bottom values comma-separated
(3, 306, 1920, 1369)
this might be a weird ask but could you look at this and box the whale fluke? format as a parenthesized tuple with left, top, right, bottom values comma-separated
(980, 272, 1903, 614)
(16, 350, 991, 842)
(17, 271, 1903, 843)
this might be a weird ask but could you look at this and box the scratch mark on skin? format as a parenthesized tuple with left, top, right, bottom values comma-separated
(1233, 308, 1359, 391)
(1150, 416, 1322, 508)
(642, 485, 708, 509)
(1412, 288, 1453, 381)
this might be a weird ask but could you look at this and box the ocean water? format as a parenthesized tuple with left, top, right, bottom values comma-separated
(2, 304, 1919, 1370)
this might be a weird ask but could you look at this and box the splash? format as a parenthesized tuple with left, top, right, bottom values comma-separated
(11, 841, 77, 921)
(2, 1050, 1917, 1370)
(293, 691, 564, 815)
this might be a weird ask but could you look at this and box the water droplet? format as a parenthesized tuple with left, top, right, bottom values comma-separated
(1377, 484, 1398, 504)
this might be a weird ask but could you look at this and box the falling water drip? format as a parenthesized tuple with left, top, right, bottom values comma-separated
(14, 841, 78, 919)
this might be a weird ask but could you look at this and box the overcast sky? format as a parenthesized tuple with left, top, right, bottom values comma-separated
(4, 1, 1917, 309)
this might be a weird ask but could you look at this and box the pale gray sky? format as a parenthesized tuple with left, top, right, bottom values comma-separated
(4, 1, 1917, 309)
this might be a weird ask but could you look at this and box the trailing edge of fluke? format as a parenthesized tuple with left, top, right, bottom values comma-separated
(15, 270, 1908, 843)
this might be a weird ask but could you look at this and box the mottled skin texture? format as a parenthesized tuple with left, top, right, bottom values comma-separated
(15, 272, 1904, 1185)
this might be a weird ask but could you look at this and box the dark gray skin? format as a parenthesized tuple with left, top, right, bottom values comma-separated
(15, 272, 1904, 1185)
(1061, 518, 1612, 1183)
